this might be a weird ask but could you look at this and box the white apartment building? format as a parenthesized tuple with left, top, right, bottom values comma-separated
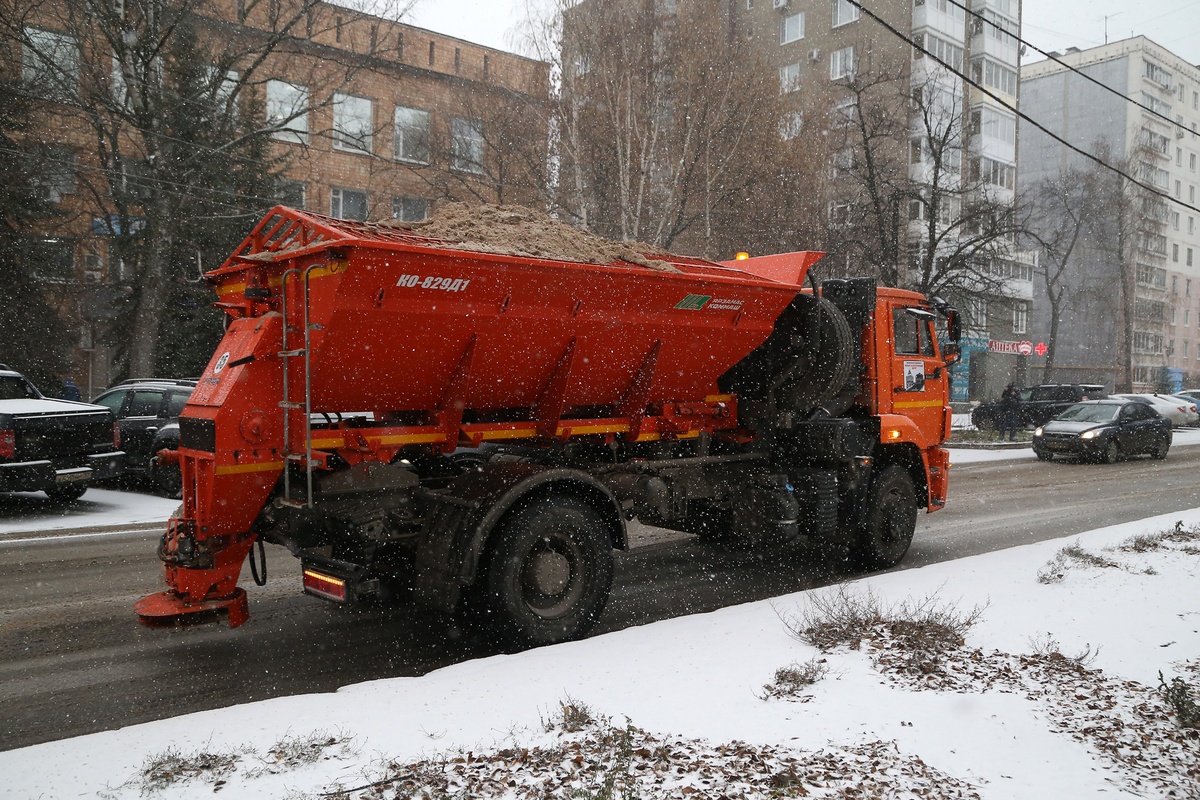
(1021, 36, 1200, 390)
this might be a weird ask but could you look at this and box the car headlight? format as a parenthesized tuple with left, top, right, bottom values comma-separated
(1080, 429, 1100, 439)
(1033, 427, 1043, 437)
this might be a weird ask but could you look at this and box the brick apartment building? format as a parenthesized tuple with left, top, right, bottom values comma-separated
(8, 0, 549, 392)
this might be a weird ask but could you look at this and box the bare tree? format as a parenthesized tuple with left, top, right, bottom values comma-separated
(548, 0, 779, 253)
(831, 57, 1027, 301)
(2, 0, 414, 377)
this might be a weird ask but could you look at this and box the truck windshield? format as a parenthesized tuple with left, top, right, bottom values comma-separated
(0, 377, 39, 400)
(1057, 404, 1119, 423)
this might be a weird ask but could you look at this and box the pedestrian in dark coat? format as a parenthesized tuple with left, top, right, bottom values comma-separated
(998, 383, 1019, 441)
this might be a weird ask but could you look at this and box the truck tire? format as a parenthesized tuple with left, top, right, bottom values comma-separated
(46, 482, 88, 503)
(150, 457, 183, 499)
(779, 295, 857, 416)
(851, 466, 917, 571)
(478, 495, 614, 646)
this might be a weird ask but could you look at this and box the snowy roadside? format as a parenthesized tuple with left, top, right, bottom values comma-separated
(2, 509, 1197, 799)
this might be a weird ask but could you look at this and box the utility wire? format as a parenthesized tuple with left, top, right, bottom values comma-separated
(844, 0, 1200, 216)
(941, 0, 1193, 137)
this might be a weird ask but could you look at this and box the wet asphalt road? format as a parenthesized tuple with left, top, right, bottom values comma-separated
(2, 446, 1199, 752)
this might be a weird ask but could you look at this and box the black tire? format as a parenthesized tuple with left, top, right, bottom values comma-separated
(1034, 448, 1053, 462)
(46, 482, 88, 503)
(477, 495, 614, 646)
(972, 410, 997, 431)
(779, 295, 857, 416)
(150, 457, 183, 498)
(1150, 436, 1170, 460)
(1101, 439, 1120, 464)
(851, 465, 917, 571)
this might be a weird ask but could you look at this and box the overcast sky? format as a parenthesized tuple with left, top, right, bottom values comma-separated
(406, 0, 1200, 67)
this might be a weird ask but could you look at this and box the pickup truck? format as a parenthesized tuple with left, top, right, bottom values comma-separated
(0, 366, 125, 502)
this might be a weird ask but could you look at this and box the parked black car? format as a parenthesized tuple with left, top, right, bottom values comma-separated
(1032, 399, 1171, 463)
(971, 384, 1108, 430)
(92, 378, 196, 496)
(0, 366, 125, 501)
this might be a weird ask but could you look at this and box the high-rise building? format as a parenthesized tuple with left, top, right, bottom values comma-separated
(1020, 36, 1200, 391)
(725, 0, 1031, 401)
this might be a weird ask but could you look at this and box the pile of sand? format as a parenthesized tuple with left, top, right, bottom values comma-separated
(379, 203, 679, 273)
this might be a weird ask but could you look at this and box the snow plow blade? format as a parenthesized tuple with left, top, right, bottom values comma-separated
(134, 588, 249, 628)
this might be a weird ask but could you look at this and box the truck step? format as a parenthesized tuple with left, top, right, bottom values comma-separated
(278, 349, 307, 357)
(276, 497, 308, 509)
(279, 401, 306, 409)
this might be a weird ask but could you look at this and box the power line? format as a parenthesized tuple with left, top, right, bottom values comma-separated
(844, 0, 1200, 217)
(941, 0, 1192, 137)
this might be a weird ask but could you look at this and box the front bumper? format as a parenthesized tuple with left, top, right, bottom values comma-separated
(0, 450, 125, 493)
(1033, 436, 1103, 458)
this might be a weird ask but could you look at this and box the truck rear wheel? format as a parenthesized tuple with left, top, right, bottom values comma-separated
(851, 466, 917, 571)
(478, 495, 614, 646)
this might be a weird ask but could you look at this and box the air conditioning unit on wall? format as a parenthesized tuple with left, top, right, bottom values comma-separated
(809, 48, 821, 61)
(773, 0, 789, 9)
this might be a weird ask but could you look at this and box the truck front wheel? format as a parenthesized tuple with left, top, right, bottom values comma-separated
(851, 466, 917, 571)
(479, 495, 614, 646)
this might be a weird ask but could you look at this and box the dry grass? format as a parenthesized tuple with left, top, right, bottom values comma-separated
(759, 658, 830, 701)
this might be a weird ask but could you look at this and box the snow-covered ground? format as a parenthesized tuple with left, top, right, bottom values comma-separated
(1, 444, 1198, 798)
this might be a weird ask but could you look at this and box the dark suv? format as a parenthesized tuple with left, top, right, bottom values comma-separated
(92, 378, 196, 495)
(971, 384, 1108, 431)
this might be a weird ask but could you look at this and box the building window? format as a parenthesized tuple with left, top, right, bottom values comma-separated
(1143, 59, 1173, 89)
(780, 62, 802, 93)
(330, 186, 368, 220)
(779, 111, 803, 140)
(27, 236, 74, 283)
(910, 137, 924, 165)
(266, 80, 309, 144)
(393, 106, 430, 163)
(921, 34, 964, 71)
(828, 201, 851, 226)
(275, 179, 306, 209)
(23, 27, 78, 102)
(1012, 301, 1027, 335)
(1190, 248, 1195, 267)
(832, 0, 859, 27)
(971, 156, 1015, 190)
(830, 46, 855, 80)
(333, 93, 373, 154)
(35, 149, 76, 203)
(832, 96, 858, 127)
(450, 117, 484, 173)
(1175, 243, 1181, 262)
(979, 108, 1016, 145)
(391, 196, 428, 222)
(780, 12, 804, 44)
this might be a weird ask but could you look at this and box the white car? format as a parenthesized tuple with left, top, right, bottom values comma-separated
(1111, 393, 1200, 428)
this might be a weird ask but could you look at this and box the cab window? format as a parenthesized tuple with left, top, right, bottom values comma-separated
(894, 313, 920, 354)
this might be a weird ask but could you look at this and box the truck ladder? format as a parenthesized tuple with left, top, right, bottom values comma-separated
(278, 264, 321, 509)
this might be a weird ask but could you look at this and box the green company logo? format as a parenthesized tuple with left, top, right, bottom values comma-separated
(675, 294, 712, 310)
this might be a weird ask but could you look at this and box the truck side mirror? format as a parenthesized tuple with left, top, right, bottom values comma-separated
(943, 343, 961, 365)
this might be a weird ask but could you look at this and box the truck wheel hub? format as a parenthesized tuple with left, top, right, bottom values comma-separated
(527, 551, 571, 595)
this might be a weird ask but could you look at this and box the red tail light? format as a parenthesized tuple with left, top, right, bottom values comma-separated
(113, 422, 121, 448)
(0, 429, 14, 459)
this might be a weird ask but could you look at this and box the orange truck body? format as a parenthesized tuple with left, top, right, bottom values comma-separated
(137, 207, 958, 641)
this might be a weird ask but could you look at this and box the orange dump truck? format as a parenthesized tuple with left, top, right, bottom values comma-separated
(136, 206, 960, 644)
